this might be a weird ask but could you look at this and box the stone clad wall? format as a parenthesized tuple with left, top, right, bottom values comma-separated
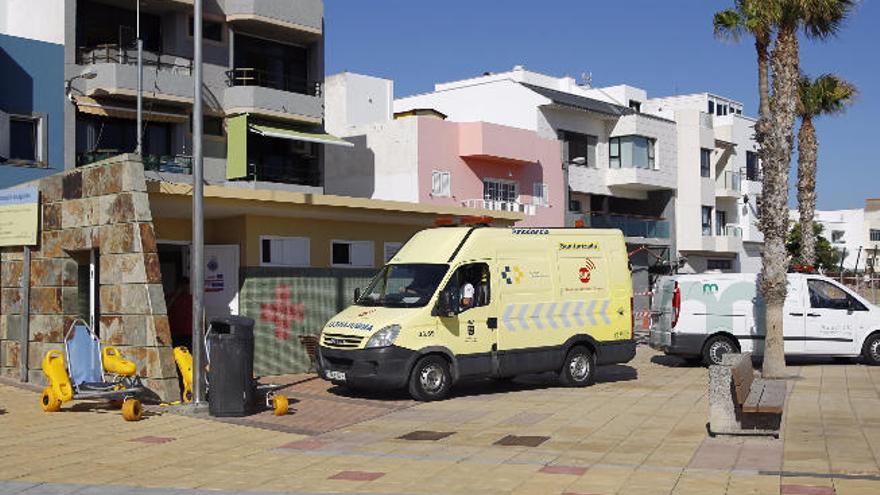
(0, 155, 178, 401)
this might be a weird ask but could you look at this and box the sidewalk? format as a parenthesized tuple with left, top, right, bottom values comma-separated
(2, 346, 880, 494)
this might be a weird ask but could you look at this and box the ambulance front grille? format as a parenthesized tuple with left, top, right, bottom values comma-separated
(321, 332, 365, 349)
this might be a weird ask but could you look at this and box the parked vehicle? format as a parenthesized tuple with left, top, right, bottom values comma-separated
(317, 225, 636, 400)
(649, 273, 880, 366)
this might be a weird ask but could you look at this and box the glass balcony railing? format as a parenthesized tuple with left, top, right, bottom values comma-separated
(584, 213, 671, 239)
(720, 171, 742, 191)
(78, 44, 193, 75)
(77, 152, 192, 174)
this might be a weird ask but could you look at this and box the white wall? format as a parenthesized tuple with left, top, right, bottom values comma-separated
(395, 79, 547, 133)
(324, 119, 420, 203)
(790, 208, 866, 270)
(0, 0, 64, 45)
(325, 72, 393, 135)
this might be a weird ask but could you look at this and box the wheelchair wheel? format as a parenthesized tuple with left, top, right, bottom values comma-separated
(272, 394, 289, 416)
(121, 398, 143, 421)
(40, 387, 62, 412)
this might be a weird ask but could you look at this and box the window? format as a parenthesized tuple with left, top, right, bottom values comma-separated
(808, 279, 866, 311)
(357, 264, 448, 308)
(260, 236, 310, 267)
(190, 115, 224, 137)
(383, 242, 403, 262)
(746, 151, 760, 180)
(628, 100, 642, 113)
(332, 240, 374, 268)
(560, 130, 597, 168)
(9, 116, 40, 162)
(708, 101, 715, 114)
(188, 16, 223, 42)
(702, 206, 713, 236)
(441, 263, 491, 313)
(431, 170, 451, 197)
(700, 148, 712, 177)
(569, 198, 582, 212)
(831, 230, 845, 244)
(871, 229, 880, 242)
(483, 179, 518, 203)
(532, 182, 549, 206)
(707, 259, 732, 270)
(755, 195, 763, 220)
(715, 210, 727, 236)
(609, 136, 656, 169)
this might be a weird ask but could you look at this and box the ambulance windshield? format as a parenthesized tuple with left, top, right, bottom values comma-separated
(357, 263, 448, 308)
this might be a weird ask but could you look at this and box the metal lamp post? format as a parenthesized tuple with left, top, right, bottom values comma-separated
(191, 0, 206, 405)
(136, 0, 143, 155)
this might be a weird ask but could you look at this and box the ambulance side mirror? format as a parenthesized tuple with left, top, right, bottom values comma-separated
(353, 287, 361, 303)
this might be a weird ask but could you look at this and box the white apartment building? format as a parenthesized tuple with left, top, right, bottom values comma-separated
(393, 66, 679, 320)
(863, 199, 880, 272)
(789, 208, 865, 270)
(643, 93, 764, 273)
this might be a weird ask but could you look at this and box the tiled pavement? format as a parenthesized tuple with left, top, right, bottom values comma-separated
(2, 347, 880, 494)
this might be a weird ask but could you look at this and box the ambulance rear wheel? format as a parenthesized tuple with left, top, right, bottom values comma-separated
(408, 355, 451, 401)
(559, 346, 596, 387)
(703, 335, 738, 367)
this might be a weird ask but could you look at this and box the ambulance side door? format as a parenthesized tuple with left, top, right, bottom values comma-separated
(435, 262, 496, 377)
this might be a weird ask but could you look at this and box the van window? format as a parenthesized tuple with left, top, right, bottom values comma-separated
(807, 279, 866, 311)
(358, 264, 448, 308)
(442, 263, 490, 314)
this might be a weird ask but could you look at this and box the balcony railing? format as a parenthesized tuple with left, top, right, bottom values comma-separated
(744, 166, 762, 182)
(462, 199, 537, 216)
(226, 68, 322, 97)
(720, 171, 742, 191)
(77, 152, 192, 173)
(587, 213, 671, 239)
(711, 224, 742, 237)
(246, 158, 321, 187)
(78, 44, 193, 75)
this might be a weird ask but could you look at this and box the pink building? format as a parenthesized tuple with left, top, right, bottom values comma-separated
(323, 73, 564, 227)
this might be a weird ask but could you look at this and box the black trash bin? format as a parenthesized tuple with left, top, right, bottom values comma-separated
(207, 315, 256, 417)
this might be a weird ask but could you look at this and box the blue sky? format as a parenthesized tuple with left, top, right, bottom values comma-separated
(325, 0, 879, 210)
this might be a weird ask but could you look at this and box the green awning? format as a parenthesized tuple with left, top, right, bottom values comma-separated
(249, 123, 354, 148)
(226, 114, 249, 180)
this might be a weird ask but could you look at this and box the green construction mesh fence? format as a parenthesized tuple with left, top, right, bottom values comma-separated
(238, 268, 375, 376)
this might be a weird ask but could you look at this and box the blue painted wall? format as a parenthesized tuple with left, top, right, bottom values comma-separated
(0, 33, 65, 189)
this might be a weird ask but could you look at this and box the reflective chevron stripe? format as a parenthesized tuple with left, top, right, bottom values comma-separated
(500, 300, 613, 331)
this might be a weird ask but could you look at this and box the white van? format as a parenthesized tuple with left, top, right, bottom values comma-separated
(649, 273, 880, 366)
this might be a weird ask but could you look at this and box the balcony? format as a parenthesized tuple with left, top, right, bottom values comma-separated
(703, 225, 743, 253)
(77, 44, 194, 104)
(224, 68, 322, 124)
(700, 112, 714, 129)
(458, 122, 541, 165)
(223, 0, 323, 36)
(716, 171, 742, 197)
(581, 213, 671, 240)
(606, 167, 675, 192)
(78, 152, 192, 174)
(461, 199, 536, 216)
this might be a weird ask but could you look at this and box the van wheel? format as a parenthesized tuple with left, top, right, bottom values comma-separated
(703, 335, 738, 366)
(408, 356, 452, 401)
(559, 346, 596, 387)
(861, 333, 880, 366)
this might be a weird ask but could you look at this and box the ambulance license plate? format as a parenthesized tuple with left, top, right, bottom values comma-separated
(326, 370, 346, 381)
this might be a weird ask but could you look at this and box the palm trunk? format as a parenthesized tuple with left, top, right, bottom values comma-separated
(797, 116, 818, 267)
(756, 38, 771, 121)
(760, 26, 800, 379)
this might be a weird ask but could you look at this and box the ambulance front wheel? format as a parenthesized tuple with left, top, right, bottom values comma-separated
(408, 355, 452, 401)
(559, 346, 596, 387)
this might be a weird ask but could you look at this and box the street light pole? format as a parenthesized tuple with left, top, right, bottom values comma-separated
(191, 0, 206, 405)
(136, 0, 143, 155)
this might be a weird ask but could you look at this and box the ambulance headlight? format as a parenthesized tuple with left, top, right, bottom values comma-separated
(365, 324, 401, 348)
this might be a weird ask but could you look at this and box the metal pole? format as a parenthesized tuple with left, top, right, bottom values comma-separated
(854, 247, 863, 293)
(19, 246, 30, 382)
(191, 0, 206, 405)
(136, 0, 143, 155)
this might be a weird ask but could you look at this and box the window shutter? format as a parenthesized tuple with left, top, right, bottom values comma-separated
(441, 172, 450, 196)
(351, 241, 374, 267)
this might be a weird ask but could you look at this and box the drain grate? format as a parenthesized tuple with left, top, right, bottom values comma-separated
(493, 435, 550, 447)
(398, 430, 455, 441)
(129, 436, 176, 444)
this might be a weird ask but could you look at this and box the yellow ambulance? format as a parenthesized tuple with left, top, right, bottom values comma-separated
(316, 226, 635, 400)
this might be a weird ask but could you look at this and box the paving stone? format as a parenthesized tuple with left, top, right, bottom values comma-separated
(494, 435, 551, 447)
(398, 430, 456, 441)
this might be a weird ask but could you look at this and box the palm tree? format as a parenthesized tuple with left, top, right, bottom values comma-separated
(759, 0, 855, 378)
(797, 74, 857, 267)
(713, 1, 775, 121)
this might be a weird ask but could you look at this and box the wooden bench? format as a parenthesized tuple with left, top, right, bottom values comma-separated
(708, 353, 785, 437)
